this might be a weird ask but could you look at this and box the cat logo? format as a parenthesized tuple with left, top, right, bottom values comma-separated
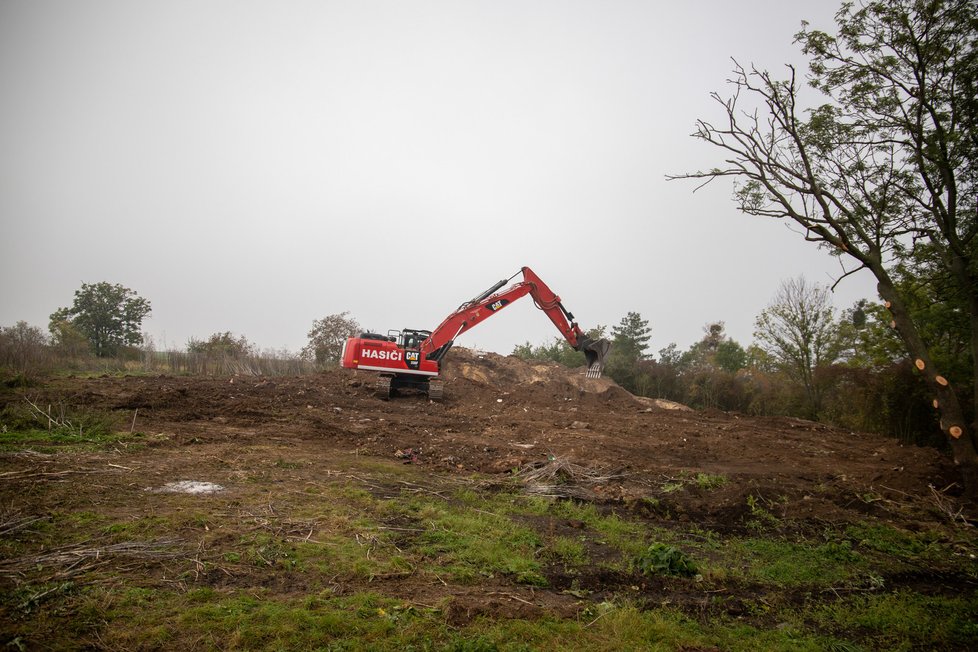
(406, 352, 420, 362)
(487, 299, 509, 311)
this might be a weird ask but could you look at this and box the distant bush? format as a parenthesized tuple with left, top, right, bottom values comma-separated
(0, 321, 52, 380)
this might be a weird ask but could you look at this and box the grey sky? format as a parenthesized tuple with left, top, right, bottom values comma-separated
(0, 0, 873, 357)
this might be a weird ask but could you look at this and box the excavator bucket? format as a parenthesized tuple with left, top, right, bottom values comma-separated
(580, 337, 612, 379)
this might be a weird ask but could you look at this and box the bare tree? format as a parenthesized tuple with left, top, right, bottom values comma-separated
(0, 321, 50, 377)
(754, 277, 843, 418)
(671, 0, 978, 494)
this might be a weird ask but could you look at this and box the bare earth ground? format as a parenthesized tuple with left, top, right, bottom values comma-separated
(1, 348, 976, 649)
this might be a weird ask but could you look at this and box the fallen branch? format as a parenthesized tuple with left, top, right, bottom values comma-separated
(929, 484, 972, 526)
(513, 457, 625, 499)
(514, 457, 624, 485)
(0, 539, 185, 580)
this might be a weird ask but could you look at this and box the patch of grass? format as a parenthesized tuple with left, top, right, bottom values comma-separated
(694, 472, 728, 490)
(411, 501, 546, 585)
(102, 518, 164, 541)
(0, 400, 120, 444)
(544, 536, 589, 567)
(730, 538, 867, 588)
(813, 590, 978, 650)
(241, 533, 299, 570)
(844, 522, 935, 558)
(836, 521, 978, 580)
(0, 427, 138, 452)
(548, 501, 648, 558)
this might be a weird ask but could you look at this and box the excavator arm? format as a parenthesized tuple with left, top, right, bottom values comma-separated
(421, 267, 611, 377)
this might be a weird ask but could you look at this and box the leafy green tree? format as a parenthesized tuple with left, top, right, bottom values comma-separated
(610, 312, 651, 361)
(49, 282, 151, 357)
(715, 340, 748, 373)
(674, 0, 978, 493)
(605, 312, 652, 391)
(681, 322, 748, 373)
(669, 323, 749, 411)
(754, 278, 844, 418)
(187, 332, 255, 357)
(48, 319, 90, 358)
(657, 343, 683, 367)
(837, 299, 906, 370)
(302, 312, 361, 364)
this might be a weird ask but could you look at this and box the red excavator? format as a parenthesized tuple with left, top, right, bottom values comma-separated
(340, 266, 611, 399)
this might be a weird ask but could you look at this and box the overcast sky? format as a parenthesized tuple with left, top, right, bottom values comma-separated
(0, 0, 875, 357)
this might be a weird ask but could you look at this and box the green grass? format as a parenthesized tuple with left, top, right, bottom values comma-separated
(547, 500, 649, 558)
(408, 500, 546, 585)
(0, 427, 138, 452)
(3, 445, 978, 651)
(6, 585, 892, 652)
(731, 538, 867, 587)
(813, 590, 978, 651)
(544, 536, 590, 567)
(844, 522, 938, 559)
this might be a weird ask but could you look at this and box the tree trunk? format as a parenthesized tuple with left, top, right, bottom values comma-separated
(875, 274, 978, 500)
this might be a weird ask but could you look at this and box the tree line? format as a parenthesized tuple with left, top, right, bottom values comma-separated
(514, 274, 951, 450)
(0, 282, 362, 378)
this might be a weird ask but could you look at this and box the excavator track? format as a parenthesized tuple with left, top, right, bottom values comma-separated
(376, 375, 393, 400)
(427, 379, 444, 401)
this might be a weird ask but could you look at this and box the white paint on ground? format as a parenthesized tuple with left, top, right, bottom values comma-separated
(150, 480, 225, 494)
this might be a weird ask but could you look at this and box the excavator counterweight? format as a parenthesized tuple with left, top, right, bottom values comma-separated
(340, 267, 611, 399)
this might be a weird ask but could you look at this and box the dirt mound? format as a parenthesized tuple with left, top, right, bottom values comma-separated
(446, 348, 617, 390)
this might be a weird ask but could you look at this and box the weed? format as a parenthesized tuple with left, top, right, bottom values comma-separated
(746, 494, 781, 530)
(635, 543, 698, 577)
(660, 471, 728, 493)
(695, 472, 728, 490)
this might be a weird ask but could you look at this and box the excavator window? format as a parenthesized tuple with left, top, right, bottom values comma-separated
(399, 329, 431, 350)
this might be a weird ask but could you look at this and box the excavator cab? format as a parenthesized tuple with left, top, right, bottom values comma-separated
(398, 329, 431, 350)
